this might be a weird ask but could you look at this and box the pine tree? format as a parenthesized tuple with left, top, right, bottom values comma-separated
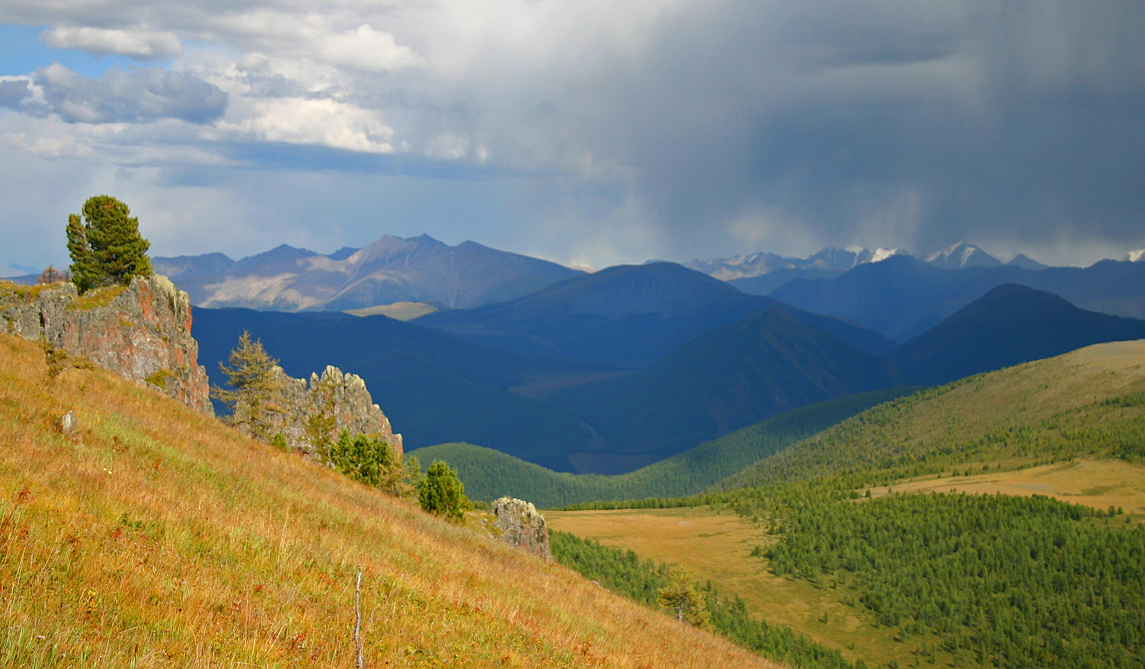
(66, 195, 151, 293)
(211, 331, 286, 442)
(417, 460, 469, 523)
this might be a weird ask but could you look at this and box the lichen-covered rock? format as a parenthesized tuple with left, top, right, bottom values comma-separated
(0, 275, 213, 414)
(489, 497, 552, 560)
(267, 365, 403, 461)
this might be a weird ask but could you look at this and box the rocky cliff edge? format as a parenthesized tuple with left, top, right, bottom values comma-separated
(0, 275, 213, 414)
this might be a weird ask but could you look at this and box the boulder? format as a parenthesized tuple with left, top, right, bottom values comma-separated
(489, 497, 551, 560)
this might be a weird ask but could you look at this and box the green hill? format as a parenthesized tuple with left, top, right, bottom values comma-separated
(718, 340, 1145, 491)
(409, 387, 917, 508)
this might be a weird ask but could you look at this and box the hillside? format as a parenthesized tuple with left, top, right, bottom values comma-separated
(551, 308, 905, 471)
(154, 234, 582, 311)
(768, 255, 1145, 340)
(890, 284, 1145, 385)
(410, 387, 918, 507)
(0, 332, 773, 668)
(719, 340, 1145, 491)
(547, 341, 1145, 669)
(192, 307, 605, 470)
(418, 262, 895, 369)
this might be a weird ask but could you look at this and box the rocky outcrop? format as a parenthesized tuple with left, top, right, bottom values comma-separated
(269, 365, 403, 460)
(489, 497, 551, 560)
(0, 275, 213, 414)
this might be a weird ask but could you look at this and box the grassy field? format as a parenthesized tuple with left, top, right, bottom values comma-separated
(870, 457, 1145, 518)
(0, 332, 775, 668)
(547, 506, 939, 668)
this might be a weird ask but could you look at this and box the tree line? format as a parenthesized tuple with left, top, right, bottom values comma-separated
(550, 531, 864, 669)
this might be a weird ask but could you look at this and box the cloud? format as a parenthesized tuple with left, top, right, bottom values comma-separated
(41, 26, 183, 61)
(1, 1, 1144, 268)
(223, 97, 395, 153)
(35, 63, 227, 124)
(0, 79, 32, 108)
(319, 25, 422, 73)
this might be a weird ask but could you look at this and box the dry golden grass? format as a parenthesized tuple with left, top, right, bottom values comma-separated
(872, 457, 1145, 517)
(0, 333, 777, 668)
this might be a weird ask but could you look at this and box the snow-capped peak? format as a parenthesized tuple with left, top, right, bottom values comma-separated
(1124, 249, 1145, 263)
(869, 247, 905, 263)
(926, 241, 1001, 269)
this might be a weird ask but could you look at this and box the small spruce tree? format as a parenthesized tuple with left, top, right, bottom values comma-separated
(66, 195, 151, 293)
(417, 460, 469, 523)
(211, 331, 286, 442)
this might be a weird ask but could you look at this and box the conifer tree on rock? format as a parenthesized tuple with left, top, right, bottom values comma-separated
(211, 331, 287, 442)
(66, 195, 152, 293)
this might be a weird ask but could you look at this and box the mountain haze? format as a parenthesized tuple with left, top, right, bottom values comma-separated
(768, 255, 1145, 340)
(154, 234, 582, 311)
(552, 306, 904, 472)
(419, 262, 895, 368)
(192, 308, 605, 469)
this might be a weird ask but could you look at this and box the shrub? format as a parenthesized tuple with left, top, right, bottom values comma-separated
(418, 460, 469, 523)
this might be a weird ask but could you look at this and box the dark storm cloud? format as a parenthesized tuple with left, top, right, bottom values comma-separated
(573, 0, 1145, 257)
(1, 0, 1143, 267)
(34, 63, 227, 124)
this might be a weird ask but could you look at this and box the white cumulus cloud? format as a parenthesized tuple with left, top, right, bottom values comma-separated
(41, 26, 183, 61)
(227, 97, 395, 153)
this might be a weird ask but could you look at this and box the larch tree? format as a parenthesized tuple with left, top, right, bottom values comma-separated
(211, 331, 287, 442)
(657, 571, 710, 628)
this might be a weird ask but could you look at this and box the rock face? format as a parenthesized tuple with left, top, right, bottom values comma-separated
(270, 365, 403, 460)
(490, 497, 552, 560)
(0, 275, 213, 414)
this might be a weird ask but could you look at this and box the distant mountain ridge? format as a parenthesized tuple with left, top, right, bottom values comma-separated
(890, 283, 1145, 385)
(767, 255, 1145, 340)
(550, 305, 905, 471)
(153, 234, 582, 311)
(418, 262, 896, 368)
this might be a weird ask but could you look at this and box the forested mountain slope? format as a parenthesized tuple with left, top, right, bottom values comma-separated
(890, 284, 1145, 385)
(410, 387, 917, 507)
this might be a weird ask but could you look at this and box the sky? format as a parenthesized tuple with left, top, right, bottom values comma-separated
(1, 1, 1143, 271)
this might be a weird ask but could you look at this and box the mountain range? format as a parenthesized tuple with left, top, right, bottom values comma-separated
(417, 262, 895, 369)
(192, 254, 1145, 474)
(154, 234, 582, 311)
(766, 254, 1145, 340)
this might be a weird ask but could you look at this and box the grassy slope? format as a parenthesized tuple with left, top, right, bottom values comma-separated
(719, 340, 1145, 491)
(0, 333, 773, 669)
(410, 387, 918, 508)
(546, 342, 1145, 669)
